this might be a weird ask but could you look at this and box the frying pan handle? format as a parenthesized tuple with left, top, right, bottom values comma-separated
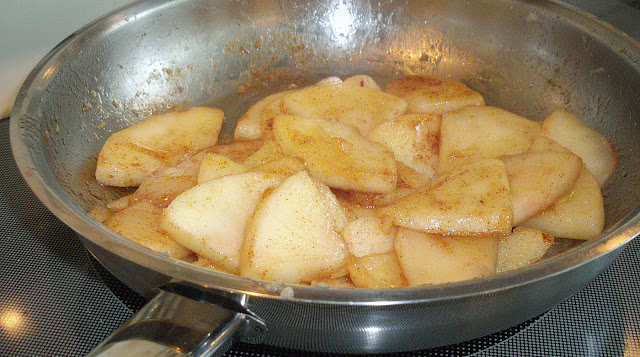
(86, 286, 267, 357)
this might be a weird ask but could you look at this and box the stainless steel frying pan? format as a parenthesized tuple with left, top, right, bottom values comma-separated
(10, 0, 640, 355)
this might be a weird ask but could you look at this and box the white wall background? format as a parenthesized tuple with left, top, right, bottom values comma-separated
(0, 0, 135, 117)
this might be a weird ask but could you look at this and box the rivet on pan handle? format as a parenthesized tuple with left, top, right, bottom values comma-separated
(86, 282, 267, 357)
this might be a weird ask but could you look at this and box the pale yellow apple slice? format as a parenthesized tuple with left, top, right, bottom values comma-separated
(315, 75, 382, 90)
(342, 216, 395, 257)
(315, 76, 344, 86)
(250, 156, 305, 176)
(242, 140, 285, 168)
(542, 109, 618, 187)
(312, 177, 350, 233)
(208, 139, 264, 163)
(384, 75, 484, 114)
(394, 228, 499, 285)
(197, 153, 247, 184)
(336, 199, 378, 223)
(242, 140, 305, 177)
(379, 159, 513, 236)
(234, 90, 294, 140)
(311, 275, 356, 289)
(347, 253, 407, 288)
(107, 148, 214, 211)
(105, 202, 192, 260)
(273, 114, 397, 193)
(521, 166, 604, 240)
(160, 172, 284, 274)
(327, 278, 358, 289)
(342, 74, 383, 90)
(396, 162, 431, 188)
(279, 84, 407, 136)
(191, 255, 231, 274)
(496, 227, 554, 273)
(438, 106, 541, 174)
(528, 135, 572, 153)
(96, 107, 224, 187)
(240, 171, 348, 284)
(501, 151, 582, 225)
(88, 205, 113, 223)
(333, 187, 414, 208)
(368, 113, 441, 179)
(110, 143, 259, 211)
(111, 140, 260, 211)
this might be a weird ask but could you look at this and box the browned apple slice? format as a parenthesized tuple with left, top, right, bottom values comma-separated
(208, 139, 264, 163)
(279, 84, 407, 136)
(333, 187, 414, 208)
(161, 172, 285, 273)
(501, 151, 582, 225)
(438, 105, 541, 174)
(197, 153, 247, 184)
(368, 113, 441, 179)
(96, 107, 224, 187)
(240, 171, 348, 284)
(384, 75, 484, 114)
(394, 228, 499, 285)
(342, 75, 383, 90)
(342, 216, 395, 257)
(528, 135, 572, 153)
(542, 109, 618, 187)
(273, 114, 397, 193)
(396, 162, 431, 188)
(234, 90, 294, 140)
(250, 157, 305, 176)
(107, 148, 214, 211)
(319, 75, 383, 90)
(105, 202, 192, 260)
(379, 159, 513, 236)
(347, 253, 407, 288)
(107, 140, 264, 212)
(242, 140, 286, 168)
(496, 227, 554, 273)
(88, 205, 113, 223)
(521, 166, 604, 240)
(311, 275, 356, 289)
